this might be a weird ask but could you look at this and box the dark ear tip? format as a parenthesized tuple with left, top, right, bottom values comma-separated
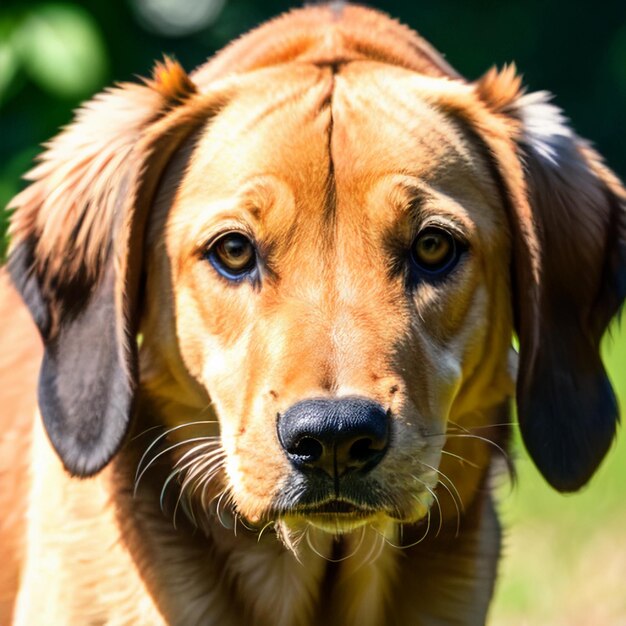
(57, 444, 119, 478)
(531, 450, 614, 493)
(39, 379, 132, 478)
(518, 375, 619, 493)
(40, 398, 132, 478)
(522, 421, 617, 493)
(70, 453, 127, 478)
(37, 297, 134, 478)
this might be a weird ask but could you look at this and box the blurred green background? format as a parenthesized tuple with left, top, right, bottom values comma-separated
(1, 1, 625, 623)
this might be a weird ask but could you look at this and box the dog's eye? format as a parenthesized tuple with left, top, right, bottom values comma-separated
(410, 227, 459, 277)
(207, 233, 257, 279)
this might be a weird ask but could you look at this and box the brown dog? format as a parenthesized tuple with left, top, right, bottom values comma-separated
(1, 4, 624, 625)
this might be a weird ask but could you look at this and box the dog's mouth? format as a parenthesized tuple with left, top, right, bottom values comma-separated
(265, 471, 420, 532)
(293, 498, 377, 517)
(273, 497, 388, 533)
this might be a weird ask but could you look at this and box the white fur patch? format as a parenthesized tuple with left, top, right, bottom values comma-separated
(515, 91, 573, 165)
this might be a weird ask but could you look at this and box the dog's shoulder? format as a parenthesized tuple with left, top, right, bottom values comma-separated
(0, 269, 41, 621)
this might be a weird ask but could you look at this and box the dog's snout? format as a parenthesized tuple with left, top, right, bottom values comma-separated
(277, 397, 389, 476)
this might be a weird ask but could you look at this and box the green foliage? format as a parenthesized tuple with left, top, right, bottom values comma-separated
(0, 2, 109, 257)
(17, 4, 108, 98)
(0, 3, 108, 102)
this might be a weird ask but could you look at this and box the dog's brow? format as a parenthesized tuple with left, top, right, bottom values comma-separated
(179, 174, 300, 253)
(386, 176, 427, 214)
(373, 175, 474, 241)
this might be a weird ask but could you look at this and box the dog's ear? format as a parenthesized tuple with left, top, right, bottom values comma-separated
(7, 59, 212, 476)
(475, 68, 626, 492)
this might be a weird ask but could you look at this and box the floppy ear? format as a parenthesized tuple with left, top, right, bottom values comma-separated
(475, 69, 626, 492)
(7, 59, 213, 476)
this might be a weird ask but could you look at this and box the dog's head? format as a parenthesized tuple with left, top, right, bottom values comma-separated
(8, 6, 625, 538)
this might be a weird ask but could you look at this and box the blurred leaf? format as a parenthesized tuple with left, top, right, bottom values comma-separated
(0, 40, 19, 105)
(16, 3, 108, 98)
(0, 16, 19, 105)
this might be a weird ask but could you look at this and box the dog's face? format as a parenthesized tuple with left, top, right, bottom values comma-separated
(143, 65, 514, 533)
(7, 8, 625, 541)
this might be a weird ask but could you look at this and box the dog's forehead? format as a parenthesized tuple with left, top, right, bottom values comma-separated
(333, 64, 478, 182)
(172, 63, 502, 244)
(332, 63, 502, 236)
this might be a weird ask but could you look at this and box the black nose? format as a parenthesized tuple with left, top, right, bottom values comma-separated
(277, 397, 389, 477)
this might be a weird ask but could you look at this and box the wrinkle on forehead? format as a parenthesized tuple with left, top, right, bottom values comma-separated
(331, 62, 494, 188)
(163, 65, 336, 265)
(162, 59, 507, 295)
(170, 59, 501, 239)
(329, 61, 506, 249)
(179, 65, 335, 204)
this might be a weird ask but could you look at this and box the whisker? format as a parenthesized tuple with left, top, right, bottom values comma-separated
(410, 473, 442, 537)
(159, 448, 224, 513)
(160, 468, 183, 511)
(200, 465, 227, 511)
(424, 484, 443, 537)
(444, 433, 510, 462)
(257, 520, 275, 542)
(238, 516, 259, 533)
(158, 440, 226, 530)
(131, 424, 166, 441)
(418, 461, 465, 514)
(181, 449, 225, 490)
(174, 438, 221, 468)
(369, 531, 386, 565)
(215, 489, 231, 529)
(422, 421, 515, 440)
(276, 522, 305, 561)
(420, 463, 462, 537)
(224, 492, 238, 536)
(134, 436, 217, 497)
(351, 525, 367, 561)
(438, 479, 461, 537)
(189, 461, 226, 504)
(358, 528, 380, 567)
(134, 421, 219, 484)
(448, 420, 517, 430)
(440, 449, 480, 469)
(305, 527, 331, 562)
(381, 501, 432, 550)
(179, 493, 197, 527)
(307, 525, 367, 563)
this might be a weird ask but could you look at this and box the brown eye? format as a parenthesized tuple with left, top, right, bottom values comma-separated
(410, 228, 458, 276)
(207, 233, 257, 279)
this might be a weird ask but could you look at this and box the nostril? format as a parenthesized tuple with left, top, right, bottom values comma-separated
(277, 397, 389, 474)
(349, 437, 375, 462)
(290, 437, 324, 462)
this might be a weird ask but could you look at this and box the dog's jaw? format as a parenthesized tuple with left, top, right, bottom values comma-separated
(113, 415, 502, 626)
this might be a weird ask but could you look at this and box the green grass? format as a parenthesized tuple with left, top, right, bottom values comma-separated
(489, 317, 626, 625)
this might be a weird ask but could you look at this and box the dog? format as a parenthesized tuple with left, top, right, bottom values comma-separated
(1, 4, 624, 625)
